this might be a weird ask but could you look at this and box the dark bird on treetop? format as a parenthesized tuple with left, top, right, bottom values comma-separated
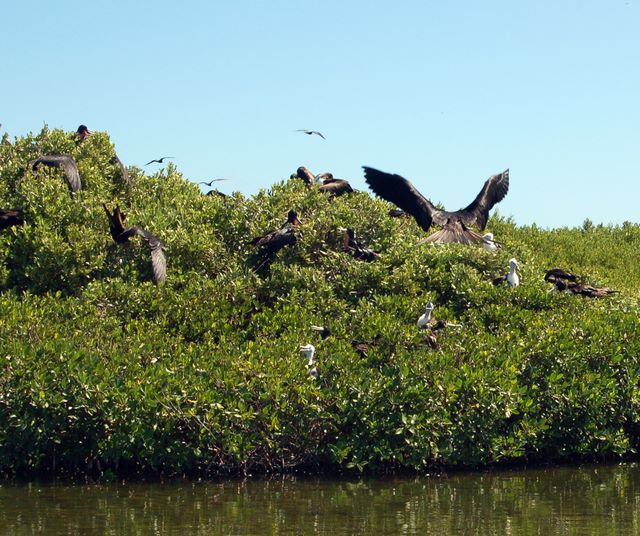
(103, 204, 167, 283)
(0, 209, 24, 230)
(111, 154, 131, 185)
(144, 156, 174, 166)
(249, 210, 301, 271)
(544, 268, 618, 297)
(293, 166, 315, 187)
(30, 155, 82, 192)
(318, 177, 354, 197)
(339, 228, 378, 262)
(363, 166, 509, 243)
(296, 129, 326, 139)
(76, 125, 90, 141)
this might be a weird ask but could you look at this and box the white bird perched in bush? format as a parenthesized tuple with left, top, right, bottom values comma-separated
(299, 344, 318, 379)
(493, 258, 520, 287)
(482, 232, 500, 252)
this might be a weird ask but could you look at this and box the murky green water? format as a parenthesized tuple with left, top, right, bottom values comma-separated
(1, 464, 639, 535)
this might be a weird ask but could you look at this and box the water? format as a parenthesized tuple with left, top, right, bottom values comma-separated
(1, 464, 639, 535)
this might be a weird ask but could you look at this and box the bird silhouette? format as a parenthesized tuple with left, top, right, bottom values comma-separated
(248, 210, 301, 271)
(318, 177, 354, 197)
(103, 204, 166, 283)
(144, 156, 174, 166)
(76, 124, 90, 141)
(363, 166, 509, 243)
(296, 129, 325, 139)
(198, 179, 230, 187)
(30, 155, 82, 192)
(339, 228, 378, 262)
(111, 154, 131, 185)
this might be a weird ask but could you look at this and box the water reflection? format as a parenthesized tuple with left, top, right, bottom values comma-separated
(1, 464, 639, 535)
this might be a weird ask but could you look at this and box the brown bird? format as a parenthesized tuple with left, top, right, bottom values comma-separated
(293, 166, 315, 187)
(249, 209, 301, 269)
(310, 325, 379, 358)
(363, 166, 509, 243)
(103, 204, 167, 283)
(111, 154, 131, 185)
(417, 303, 461, 349)
(30, 155, 82, 192)
(76, 124, 90, 141)
(0, 208, 24, 230)
(296, 129, 326, 139)
(339, 228, 378, 261)
(318, 177, 354, 197)
(419, 220, 485, 245)
(545, 268, 617, 297)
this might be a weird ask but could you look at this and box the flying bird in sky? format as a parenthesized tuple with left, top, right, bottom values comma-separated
(30, 155, 82, 192)
(144, 156, 174, 166)
(103, 204, 167, 283)
(363, 166, 509, 243)
(296, 129, 326, 139)
(198, 179, 230, 187)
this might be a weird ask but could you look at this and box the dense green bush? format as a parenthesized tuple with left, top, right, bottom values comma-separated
(0, 127, 639, 478)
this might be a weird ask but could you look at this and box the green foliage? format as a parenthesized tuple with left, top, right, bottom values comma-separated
(0, 126, 639, 478)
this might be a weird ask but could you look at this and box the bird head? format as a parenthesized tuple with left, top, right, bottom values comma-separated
(425, 302, 435, 313)
(483, 232, 494, 242)
(287, 210, 301, 225)
(76, 125, 90, 140)
(311, 325, 330, 339)
(509, 258, 519, 270)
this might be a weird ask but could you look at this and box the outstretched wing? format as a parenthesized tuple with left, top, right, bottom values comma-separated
(419, 221, 484, 245)
(134, 227, 167, 283)
(363, 166, 437, 232)
(457, 169, 509, 230)
(31, 155, 82, 192)
(111, 154, 131, 185)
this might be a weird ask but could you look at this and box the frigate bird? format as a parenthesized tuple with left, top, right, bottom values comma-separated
(492, 258, 520, 287)
(30, 155, 82, 192)
(419, 220, 485, 245)
(293, 166, 315, 187)
(144, 156, 174, 166)
(482, 232, 501, 252)
(318, 177, 354, 197)
(111, 154, 131, 185)
(339, 228, 378, 262)
(76, 124, 90, 141)
(363, 166, 509, 243)
(296, 129, 325, 139)
(103, 204, 167, 283)
(249, 210, 301, 269)
(198, 179, 230, 187)
(310, 325, 378, 358)
(315, 172, 333, 183)
(299, 344, 319, 379)
(0, 209, 23, 230)
(544, 268, 617, 297)
(388, 208, 408, 218)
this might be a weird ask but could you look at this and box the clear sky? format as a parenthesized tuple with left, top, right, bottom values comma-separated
(2, 1, 638, 228)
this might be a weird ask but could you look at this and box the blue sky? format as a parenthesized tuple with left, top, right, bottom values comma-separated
(2, 1, 638, 227)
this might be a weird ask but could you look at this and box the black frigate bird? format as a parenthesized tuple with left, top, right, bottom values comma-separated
(293, 166, 315, 187)
(363, 166, 509, 243)
(318, 177, 354, 197)
(198, 179, 230, 187)
(249, 210, 301, 270)
(111, 154, 131, 185)
(103, 204, 167, 283)
(76, 124, 90, 141)
(310, 325, 380, 358)
(296, 129, 326, 139)
(0, 209, 24, 230)
(30, 155, 82, 192)
(339, 228, 378, 262)
(420, 220, 485, 245)
(544, 268, 617, 297)
(144, 156, 174, 166)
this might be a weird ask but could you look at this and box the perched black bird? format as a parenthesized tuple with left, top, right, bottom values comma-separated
(310, 325, 379, 358)
(293, 166, 315, 187)
(76, 124, 90, 141)
(30, 155, 82, 192)
(206, 189, 228, 198)
(296, 129, 325, 139)
(363, 166, 509, 243)
(103, 204, 167, 283)
(0, 209, 24, 230)
(318, 177, 354, 197)
(339, 228, 378, 262)
(144, 156, 174, 166)
(545, 268, 617, 297)
(249, 210, 301, 270)
(111, 154, 131, 185)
